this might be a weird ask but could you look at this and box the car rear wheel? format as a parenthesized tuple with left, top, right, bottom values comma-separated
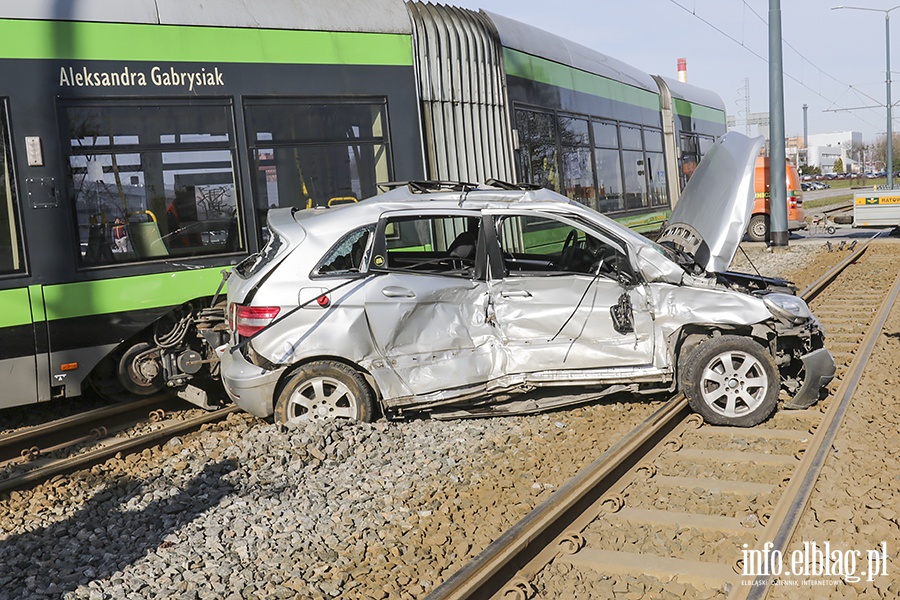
(274, 361, 376, 424)
(747, 214, 769, 242)
(680, 335, 778, 427)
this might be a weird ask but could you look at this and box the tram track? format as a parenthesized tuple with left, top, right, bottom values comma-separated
(427, 236, 899, 600)
(0, 396, 237, 494)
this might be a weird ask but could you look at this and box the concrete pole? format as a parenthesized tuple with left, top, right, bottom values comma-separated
(886, 12, 894, 187)
(802, 103, 808, 168)
(769, 0, 788, 246)
(802, 105, 808, 149)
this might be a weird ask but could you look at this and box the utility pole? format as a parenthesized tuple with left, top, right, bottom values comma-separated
(768, 0, 788, 246)
(802, 103, 809, 168)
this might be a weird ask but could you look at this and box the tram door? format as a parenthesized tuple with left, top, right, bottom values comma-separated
(0, 286, 43, 409)
(0, 104, 40, 409)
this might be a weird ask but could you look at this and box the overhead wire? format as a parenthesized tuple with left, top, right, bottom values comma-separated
(668, 0, 881, 132)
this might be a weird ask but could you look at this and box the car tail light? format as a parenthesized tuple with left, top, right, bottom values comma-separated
(231, 303, 281, 337)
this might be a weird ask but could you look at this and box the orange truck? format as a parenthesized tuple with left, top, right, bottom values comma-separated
(746, 157, 805, 242)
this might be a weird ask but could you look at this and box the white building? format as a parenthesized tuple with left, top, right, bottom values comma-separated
(806, 131, 863, 173)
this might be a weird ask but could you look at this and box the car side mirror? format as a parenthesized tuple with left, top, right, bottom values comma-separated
(614, 255, 635, 287)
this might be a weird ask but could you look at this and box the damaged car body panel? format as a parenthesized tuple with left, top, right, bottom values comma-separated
(220, 132, 835, 427)
(658, 132, 763, 273)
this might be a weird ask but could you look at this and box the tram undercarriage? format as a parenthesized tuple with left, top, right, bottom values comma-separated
(90, 303, 230, 410)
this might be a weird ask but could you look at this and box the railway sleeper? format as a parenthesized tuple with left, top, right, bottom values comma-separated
(557, 548, 737, 592)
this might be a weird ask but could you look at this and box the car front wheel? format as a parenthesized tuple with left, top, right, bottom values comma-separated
(274, 361, 376, 424)
(680, 335, 778, 427)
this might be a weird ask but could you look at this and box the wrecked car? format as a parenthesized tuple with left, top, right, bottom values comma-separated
(219, 132, 835, 427)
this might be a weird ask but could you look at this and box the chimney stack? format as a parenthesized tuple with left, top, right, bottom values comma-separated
(677, 58, 687, 83)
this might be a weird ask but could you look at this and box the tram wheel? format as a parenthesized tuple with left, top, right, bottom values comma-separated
(118, 342, 165, 396)
(87, 354, 131, 402)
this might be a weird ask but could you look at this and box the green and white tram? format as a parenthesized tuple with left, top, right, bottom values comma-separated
(0, 0, 726, 411)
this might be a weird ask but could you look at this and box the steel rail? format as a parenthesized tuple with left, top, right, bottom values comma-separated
(0, 395, 166, 458)
(0, 405, 239, 494)
(799, 232, 880, 302)
(732, 267, 900, 600)
(0, 396, 194, 470)
(427, 243, 879, 600)
(425, 396, 690, 600)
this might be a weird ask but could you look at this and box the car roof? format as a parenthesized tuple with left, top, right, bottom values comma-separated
(268, 181, 648, 251)
(366, 183, 579, 207)
(279, 184, 585, 231)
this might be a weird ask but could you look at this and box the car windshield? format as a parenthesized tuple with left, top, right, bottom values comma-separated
(542, 207, 693, 272)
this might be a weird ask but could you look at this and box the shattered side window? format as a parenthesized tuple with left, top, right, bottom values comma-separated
(316, 225, 374, 275)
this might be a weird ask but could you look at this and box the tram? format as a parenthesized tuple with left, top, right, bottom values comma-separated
(0, 0, 726, 411)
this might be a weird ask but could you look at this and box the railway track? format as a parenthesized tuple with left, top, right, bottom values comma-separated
(428, 237, 899, 600)
(0, 395, 238, 494)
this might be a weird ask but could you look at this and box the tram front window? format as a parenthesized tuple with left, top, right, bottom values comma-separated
(63, 101, 242, 266)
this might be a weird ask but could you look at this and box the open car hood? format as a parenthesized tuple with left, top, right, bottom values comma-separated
(658, 132, 765, 273)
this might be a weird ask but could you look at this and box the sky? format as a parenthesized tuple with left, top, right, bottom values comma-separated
(449, 0, 900, 144)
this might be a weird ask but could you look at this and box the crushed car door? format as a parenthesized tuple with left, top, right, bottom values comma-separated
(365, 211, 497, 399)
(486, 211, 654, 374)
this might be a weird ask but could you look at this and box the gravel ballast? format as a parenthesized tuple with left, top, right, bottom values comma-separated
(1, 399, 661, 599)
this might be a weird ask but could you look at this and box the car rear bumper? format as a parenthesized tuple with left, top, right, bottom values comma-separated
(217, 344, 285, 417)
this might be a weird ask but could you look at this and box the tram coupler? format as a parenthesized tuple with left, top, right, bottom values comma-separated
(176, 383, 220, 410)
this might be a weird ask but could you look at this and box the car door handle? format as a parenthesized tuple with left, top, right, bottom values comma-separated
(501, 290, 532, 299)
(381, 286, 416, 298)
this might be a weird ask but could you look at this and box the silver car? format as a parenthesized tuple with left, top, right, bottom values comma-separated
(219, 132, 835, 427)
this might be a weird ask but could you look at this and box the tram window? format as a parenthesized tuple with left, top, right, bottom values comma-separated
(592, 121, 623, 213)
(679, 134, 700, 186)
(698, 136, 714, 159)
(594, 147, 624, 212)
(559, 117, 595, 207)
(622, 149, 647, 210)
(515, 109, 560, 193)
(559, 116, 590, 146)
(646, 152, 667, 207)
(245, 99, 390, 216)
(644, 128, 668, 208)
(64, 101, 242, 266)
(620, 126, 642, 151)
(645, 129, 664, 153)
(0, 102, 24, 274)
(592, 121, 618, 147)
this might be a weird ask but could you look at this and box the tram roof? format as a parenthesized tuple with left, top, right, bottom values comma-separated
(658, 75, 726, 113)
(0, 0, 413, 34)
(483, 9, 659, 94)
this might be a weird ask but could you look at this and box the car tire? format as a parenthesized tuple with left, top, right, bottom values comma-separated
(680, 335, 778, 427)
(274, 361, 376, 424)
(747, 214, 769, 242)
